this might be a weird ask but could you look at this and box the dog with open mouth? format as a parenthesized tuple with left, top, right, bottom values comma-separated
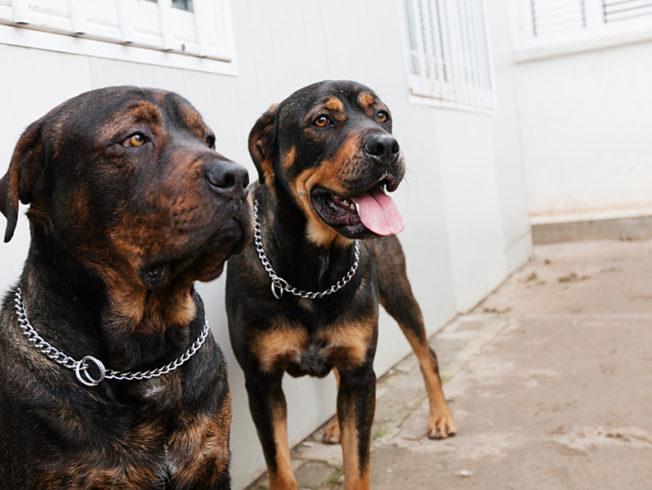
(226, 80, 456, 489)
(0, 86, 251, 489)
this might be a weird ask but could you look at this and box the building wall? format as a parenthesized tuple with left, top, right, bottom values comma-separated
(514, 39, 652, 223)
(0, 0, 530, 487)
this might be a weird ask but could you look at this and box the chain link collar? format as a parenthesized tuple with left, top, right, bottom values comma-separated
(13, 288, 210, 387)
(253, 200, 361, 300)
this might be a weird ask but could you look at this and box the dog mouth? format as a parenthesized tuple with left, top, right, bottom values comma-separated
(310, 181, 405, 237)
(139, 209, 253, 288)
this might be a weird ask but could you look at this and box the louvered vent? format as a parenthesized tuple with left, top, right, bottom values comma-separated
(602, 0, 652, 22)
(530, 0, 587, 36)
(401, 0, 495, 111)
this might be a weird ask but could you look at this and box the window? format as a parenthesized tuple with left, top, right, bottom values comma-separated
(513, 0, 652, 56)
(400, 0, 496, 112)
(0, 0, 235, 74)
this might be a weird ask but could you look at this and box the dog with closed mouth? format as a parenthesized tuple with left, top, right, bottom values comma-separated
(0, 86, 251, 488)
(226, 80, 456, 489)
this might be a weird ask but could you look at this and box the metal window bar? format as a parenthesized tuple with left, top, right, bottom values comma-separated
(402, 0, 494, 110)
(418, 0, 436, 81)
(446, 0, 470, 105)
(457, 0, 474, 103)
(464, 0, 482, 100)
(466, 0, 483, 106)
(409, 0, 430, 87)
(403, 0, 421, 75)
(420, 0, 434, 79)
(474, 0, 492, 91)
(437, 0, 457, 101)
(426, 0, 446, 84)
(432, 0, 449, 82)
(413, 0, 429, 80)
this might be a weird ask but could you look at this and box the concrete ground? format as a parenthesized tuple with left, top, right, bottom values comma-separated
(246, 239, 652, 489)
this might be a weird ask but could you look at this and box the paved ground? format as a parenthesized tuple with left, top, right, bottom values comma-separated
(247, 239, 652, 489)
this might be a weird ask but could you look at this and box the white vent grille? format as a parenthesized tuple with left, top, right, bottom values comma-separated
(515, 0, 652, 53)
(401, 0, 495, 111)
(530, 0, 587, 36)
(602, 0, 652, 23)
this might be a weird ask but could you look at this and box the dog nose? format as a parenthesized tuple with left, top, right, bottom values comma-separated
(205, 160, 249, 196)
(363, 133, 400, 162)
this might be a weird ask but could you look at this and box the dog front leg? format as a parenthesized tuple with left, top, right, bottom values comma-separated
(322, 368, 342, 444)
(381, 287, 457, 439)
(337, 365, 376, 490)
(245, 373, 296, 490)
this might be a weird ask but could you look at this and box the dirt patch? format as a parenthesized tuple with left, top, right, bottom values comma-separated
(552, 426, 652, 452)
(557, 272, 590, 283)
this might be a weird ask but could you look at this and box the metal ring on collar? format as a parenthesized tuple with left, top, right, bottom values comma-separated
(75, 355, 106, 387)
(271, 279, 286, 299)
(253, 200, 360, 300)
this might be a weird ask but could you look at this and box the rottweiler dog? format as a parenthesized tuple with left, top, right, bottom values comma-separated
(226, 80, 456, 489)
(0, 86, 251, 489)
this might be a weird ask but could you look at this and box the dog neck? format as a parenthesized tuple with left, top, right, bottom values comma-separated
(21, 227, 198, 372)
(255, 183, 358, 293)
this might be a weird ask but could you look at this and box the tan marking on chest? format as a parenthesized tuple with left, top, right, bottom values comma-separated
(319, 321, 374, 368)
(167, 400, 232, 483)
(252, 324, 309, 373)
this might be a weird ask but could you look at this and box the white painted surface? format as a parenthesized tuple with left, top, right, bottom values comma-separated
(0, 0, 236, 71)
(435, 110, 508, 312)
(515, 39, 652, 222)
(486, 0, 533, 274)
(0, 0, 529, 487)
(0, 43, 93, 294)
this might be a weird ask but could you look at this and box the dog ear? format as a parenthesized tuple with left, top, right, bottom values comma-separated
(248, 103, 279, 188)
(0, 119, 45, 242)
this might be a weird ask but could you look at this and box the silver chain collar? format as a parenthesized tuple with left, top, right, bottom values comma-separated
(253, 200, 361, 300)
(13, 288, 210, 387)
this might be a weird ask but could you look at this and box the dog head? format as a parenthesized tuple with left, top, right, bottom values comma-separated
(249, 80, 405, 247)
(0, 86, 252, 290)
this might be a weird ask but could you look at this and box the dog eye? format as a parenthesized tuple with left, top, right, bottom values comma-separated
(206, 134, 216, 149)
(376, 111, 389, 123)
(314, 115, 331, 128)
(123, 132, 148, 147)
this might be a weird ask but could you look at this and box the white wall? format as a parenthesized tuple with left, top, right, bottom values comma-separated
(486, 0, 533, 273)
(514, 39, 652, 223)
(431, 0, 532, 312)
(0, 43, 94, 299)
(0, 0, 530, 487)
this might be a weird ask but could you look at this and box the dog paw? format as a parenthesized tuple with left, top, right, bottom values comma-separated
(322, 417, 341, 444)
(428, 412, 457, 440)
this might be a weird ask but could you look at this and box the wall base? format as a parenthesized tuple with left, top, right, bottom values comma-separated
(532, 215, 652, 244)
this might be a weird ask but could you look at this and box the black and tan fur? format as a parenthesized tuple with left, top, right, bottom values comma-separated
(0, 86, 252, 489)
(226, 80, 456, 490)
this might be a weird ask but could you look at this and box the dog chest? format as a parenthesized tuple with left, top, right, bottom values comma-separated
(252, 319, 375, 377)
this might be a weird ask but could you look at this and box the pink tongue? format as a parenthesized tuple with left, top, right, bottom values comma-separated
(352, 188, 405, 236)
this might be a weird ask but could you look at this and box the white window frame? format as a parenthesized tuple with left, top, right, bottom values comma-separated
(512, 0, 652, 63)
(398, 0, 496, 113)
(0, 0, 236, 75)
